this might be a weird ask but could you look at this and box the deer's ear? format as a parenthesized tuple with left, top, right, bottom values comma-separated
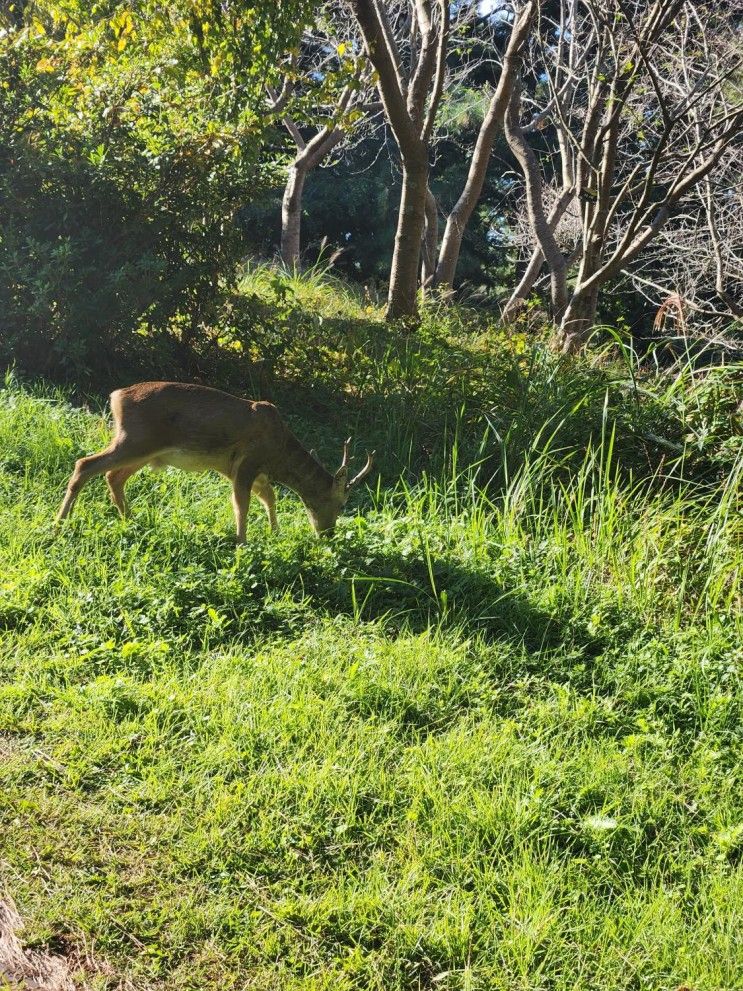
(334, 466, 348, 487)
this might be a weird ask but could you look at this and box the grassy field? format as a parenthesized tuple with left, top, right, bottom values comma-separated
(1, 295, 742, 989)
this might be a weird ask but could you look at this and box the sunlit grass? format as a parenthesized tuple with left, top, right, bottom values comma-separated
(238, 254, 380, 323)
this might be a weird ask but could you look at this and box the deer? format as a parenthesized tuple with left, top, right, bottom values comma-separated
(55, 382, 375, 541)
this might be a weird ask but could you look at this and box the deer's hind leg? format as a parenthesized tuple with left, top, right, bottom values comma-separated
(106, 461, 146, 518)
(251, 474, 278, 531)
(57, 441, 150, 523)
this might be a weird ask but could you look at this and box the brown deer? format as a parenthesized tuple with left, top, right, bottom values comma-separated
(56, 382, 375, 541)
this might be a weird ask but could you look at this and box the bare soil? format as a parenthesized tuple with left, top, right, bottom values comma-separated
(0, 898, 73, 991)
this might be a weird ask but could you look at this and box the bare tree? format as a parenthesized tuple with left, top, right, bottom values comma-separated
(434, 1, 536, 291)
(628, 149, 743, 334)
(346, 0, 450, 318)
(267, 13, 380, 268)
(502, 0, 743, 352)
(627, 16, 743, 331)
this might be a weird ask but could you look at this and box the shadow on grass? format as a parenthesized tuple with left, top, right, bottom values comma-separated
(102, 521, 619, 690)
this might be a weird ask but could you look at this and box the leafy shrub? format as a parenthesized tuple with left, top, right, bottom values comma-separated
(0, 4, 303, 381)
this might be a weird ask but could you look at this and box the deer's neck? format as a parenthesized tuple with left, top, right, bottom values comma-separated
(273, 432, 334, 506)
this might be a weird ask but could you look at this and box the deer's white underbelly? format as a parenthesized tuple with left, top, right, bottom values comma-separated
(150, 448, 233, 475)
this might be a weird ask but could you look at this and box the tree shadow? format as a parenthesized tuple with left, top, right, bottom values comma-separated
(229, 307, 717, 493)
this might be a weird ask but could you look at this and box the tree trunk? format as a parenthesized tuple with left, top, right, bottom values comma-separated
(554, 212, 604, 352)
(387, 152, 429, 319)
(281, 163, 307, 268)
(504, 80, 569, 322)
(280, 126, 345, 270)
(556, 284, 600, 353)
(421, 186, 438, 293)
(435, 1, 535, 292)
(502, 188, 575, 322)
(435, 112, 501, 292)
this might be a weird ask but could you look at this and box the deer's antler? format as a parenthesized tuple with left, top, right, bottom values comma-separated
(348, 451, 375, 489)
(341, 437, 352, 470)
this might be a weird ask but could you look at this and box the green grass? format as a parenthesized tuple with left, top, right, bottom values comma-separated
(1, 319, 742, 990)
(238, 255, 380, 322)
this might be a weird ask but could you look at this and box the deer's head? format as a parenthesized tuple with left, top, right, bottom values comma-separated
(307, 438, 375, 535)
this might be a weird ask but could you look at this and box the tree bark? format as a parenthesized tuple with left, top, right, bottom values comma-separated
(557, 284, 600, 354)
(435, 1, 535, 291)
(504, 79, 569, 322)
(280, 163, 307, 268)
(421, 186, 438, 292)
(388, 152, 429, 318)
(279, 127, 344, 269)
(434, 106, 497, 292)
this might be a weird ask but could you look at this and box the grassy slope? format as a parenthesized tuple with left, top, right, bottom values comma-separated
(1, 286, 742, 990)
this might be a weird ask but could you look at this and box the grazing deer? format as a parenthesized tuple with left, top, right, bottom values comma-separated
(56, 382, 375, 541)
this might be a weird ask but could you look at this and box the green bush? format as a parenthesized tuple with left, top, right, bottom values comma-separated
(0, 4, 303, 381)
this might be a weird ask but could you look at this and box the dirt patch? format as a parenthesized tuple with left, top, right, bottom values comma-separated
(0, 897, 73, 991)
(0, 735, 26, 762)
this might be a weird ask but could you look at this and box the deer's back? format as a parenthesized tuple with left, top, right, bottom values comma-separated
(110, 382, 283, 459)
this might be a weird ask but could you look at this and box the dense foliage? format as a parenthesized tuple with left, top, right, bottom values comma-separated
(0, 1, 311, 377)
